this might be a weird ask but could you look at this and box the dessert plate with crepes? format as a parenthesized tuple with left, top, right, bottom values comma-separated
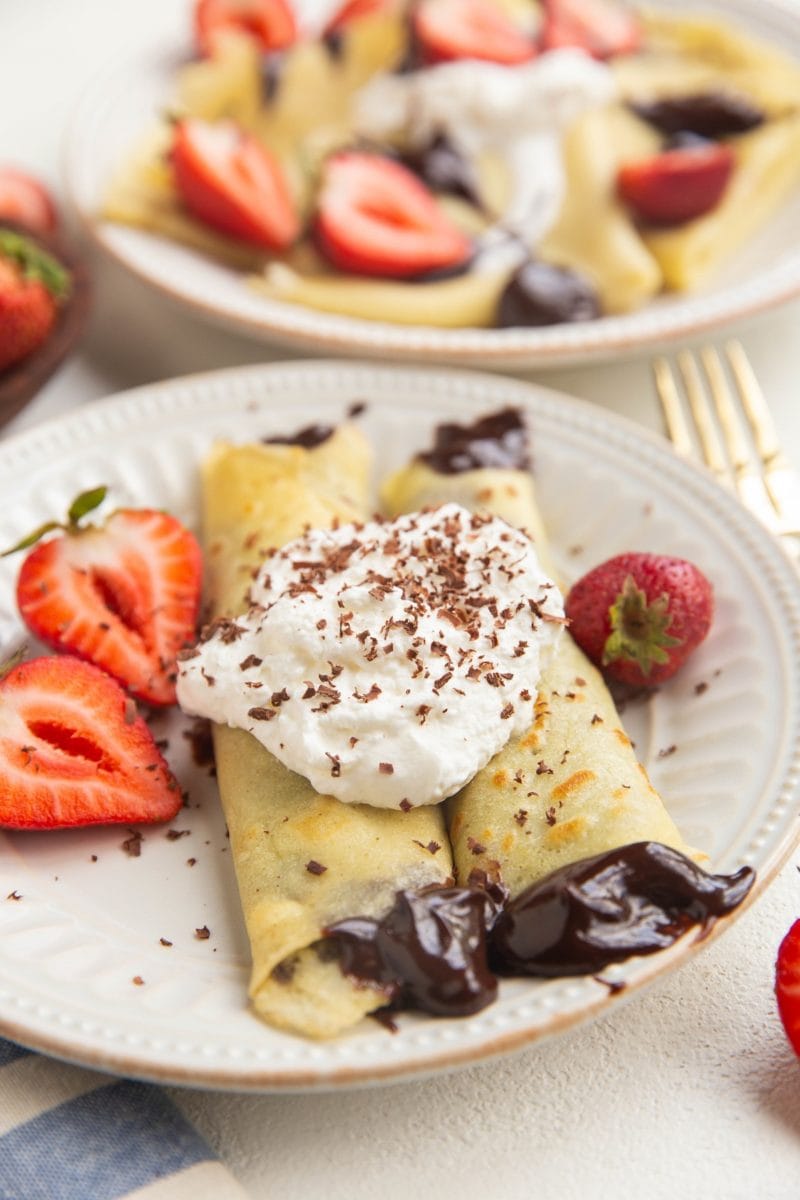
(67, 0, 800, 366)
(0, 361, 799, 1088)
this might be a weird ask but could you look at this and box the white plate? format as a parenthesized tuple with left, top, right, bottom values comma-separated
(65, 0, 800, 369)
(1, 361, 799, 1091)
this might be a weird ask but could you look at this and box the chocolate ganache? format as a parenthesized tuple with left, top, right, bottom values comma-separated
(497, 260, 600, 327)
(418, 407, 531, 474)
(630, 91, 764, 139)
(326, 885, 499, 1016)
(264, 423, 335, 448)
(323, 844, 755, 1018)
(491, 842, 756, 977)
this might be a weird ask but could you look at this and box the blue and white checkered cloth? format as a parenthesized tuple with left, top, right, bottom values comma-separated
(0, 1039, 249, 1200)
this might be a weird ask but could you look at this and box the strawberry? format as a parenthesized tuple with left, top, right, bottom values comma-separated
(314, 152, 472, 278)
(540, 0, 641, 58)
(413, 0, 537, 65)
(171, 118, 299, 251)
(776, 919, 800, 1058)
(325, 0, 388, 32)
(0, 655, 181, 830)
(0, 228, 69, 373)
(0, 169, 58, 234)
(564, 552, 714, 688)
(194, 0, 296, 57)
(7, 488, 202, 707)
(617, 141, 735, 226)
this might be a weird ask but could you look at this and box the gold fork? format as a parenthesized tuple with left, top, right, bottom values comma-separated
(653, 340, 800, 543)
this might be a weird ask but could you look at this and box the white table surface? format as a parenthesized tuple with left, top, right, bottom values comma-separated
(3, 2, 800, 1196)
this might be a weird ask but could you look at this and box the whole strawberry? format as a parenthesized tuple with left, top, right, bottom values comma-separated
(776, 919, 800, 1058)
(0, 227, 70, 372)
(564, 552, 714, 688)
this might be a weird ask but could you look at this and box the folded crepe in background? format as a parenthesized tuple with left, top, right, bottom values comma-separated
(202, 426, 452, 1038)
(381, 411, 697, 899)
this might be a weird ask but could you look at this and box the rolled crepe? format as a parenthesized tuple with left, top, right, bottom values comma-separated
(202, 426, 452, 1038)
(381, 430, 697, 898)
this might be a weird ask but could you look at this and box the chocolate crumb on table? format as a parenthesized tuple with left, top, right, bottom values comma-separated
(122, 830, 143, 857)
(306, 860, 327, 875)
(195, 925, 211, 940)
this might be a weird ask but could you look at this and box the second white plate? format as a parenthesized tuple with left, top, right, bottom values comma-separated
(65, 0, 800, 368)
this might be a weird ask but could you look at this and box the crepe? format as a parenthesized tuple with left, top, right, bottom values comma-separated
(202, 427, 452, 1038)
(381, 441, 697, 898)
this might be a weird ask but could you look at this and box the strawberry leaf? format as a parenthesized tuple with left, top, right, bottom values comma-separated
(1, 520, 63, 558)
(1, 485, 108, 557)
(68, 485, 108, 525)
(0, 228, 71, 300)
(602, 574, 681, 676)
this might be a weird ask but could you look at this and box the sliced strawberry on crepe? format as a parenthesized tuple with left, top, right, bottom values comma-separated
(194, 0, 296, 56)
(0, 655, 181, 830)
(540, 0, 641, 58)
(171, 118, 299, 251)
(617, 141, 735, 225)
(0, 169, 58, 234)
(325, 0, 389, 32)
(776, 919, 800, 1058)
(8, 488, 202, 707)
(314, 152, 472, 278)
(413, 0, 537, 64)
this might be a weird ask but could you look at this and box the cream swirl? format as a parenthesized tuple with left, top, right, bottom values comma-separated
(176, 504, 563, 809)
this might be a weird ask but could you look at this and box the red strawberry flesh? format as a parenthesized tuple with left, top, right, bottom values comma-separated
(776, 919, 800, 1058)
(172, 118, 299, 251)
(618, 142, 735, 226)
(0, 657, 181, 829)
(0, 169, 58, 234)
(541, 0, 641, 58)
(314, 152, 472, 278)
(16, 509, 202, 706)
(413, 0, 537, 64)
(194, 0, 296, 56)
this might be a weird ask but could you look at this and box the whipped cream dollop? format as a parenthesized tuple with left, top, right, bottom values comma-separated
(355, 50, 615, 254)
(176, 504, 563, 809)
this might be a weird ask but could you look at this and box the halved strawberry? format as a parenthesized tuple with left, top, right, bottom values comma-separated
(540, 0, 641, 58)
(314, 152, 471, 278)
(325, 0, 388, 32)
(617, 141, 735, 225)
(0, 656, 181, 830)
(776, 919, 800, 1058)
(194, 0, 296, 57)
(413, 0, 537, 65)
(171, 118, 299, 251)
(10, 491, 202, 707)
(0, 169, 58, 234)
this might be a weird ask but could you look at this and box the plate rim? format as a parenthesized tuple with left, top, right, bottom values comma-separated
(1, 359, 800, 1092)
(62, 0, 800, 368)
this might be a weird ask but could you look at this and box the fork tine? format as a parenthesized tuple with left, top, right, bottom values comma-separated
(676, 350, 732, 488)
(725, 340, 800, 534)
(653, 357, 694, 458)
(701, 346, 782, 533)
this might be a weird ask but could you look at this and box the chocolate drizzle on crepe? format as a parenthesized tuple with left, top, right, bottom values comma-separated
(264, 423, 336, 449)
(418, 407, 531, 474)
(323, 842, 755, 1019)
(490, 841, 755, 977)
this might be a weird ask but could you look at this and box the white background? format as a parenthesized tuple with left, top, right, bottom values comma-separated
(2, 1, 800, 1196)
